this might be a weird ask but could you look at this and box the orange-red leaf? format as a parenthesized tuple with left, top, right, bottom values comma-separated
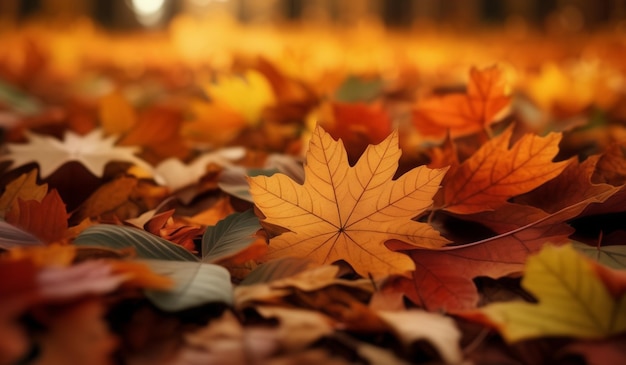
(515, 155, 620, 214)
(317, 102, 393, 162)
(118, 105, 188, 162)
(5, 190, 68, 244)
(413, 66, 511, 138)
(439, 126, 568, 214)
(388, 204, 572, 312)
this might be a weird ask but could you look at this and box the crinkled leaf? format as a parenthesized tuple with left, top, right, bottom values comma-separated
(74, 224, 198, 262)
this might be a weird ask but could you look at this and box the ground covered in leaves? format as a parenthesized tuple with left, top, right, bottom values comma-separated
(1, 16, 626, 365)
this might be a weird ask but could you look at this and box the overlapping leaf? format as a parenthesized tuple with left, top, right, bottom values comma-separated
(249, 125, 449, 277)
(438, 125, 568, 214)
(0, 129, 154, 178)
(413, 66, 511, 138)
(474, 244, 626, 342)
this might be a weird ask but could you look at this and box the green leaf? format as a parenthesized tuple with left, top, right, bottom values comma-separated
(573, 241, 626, 270)
(141, 260, 233, 311)
(0, 79, 42, 115)
(478, 244, 626, 343)
(202, 210, 261, 263)
(74, 225, 198, 262)
(334, 76, 384, 103)
(239, 257, 311, 286)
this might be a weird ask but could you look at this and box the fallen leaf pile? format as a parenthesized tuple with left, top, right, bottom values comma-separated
(2, 16, 626, 365)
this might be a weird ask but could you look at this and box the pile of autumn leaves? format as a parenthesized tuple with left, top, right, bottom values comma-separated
(1, 42, 626, 365)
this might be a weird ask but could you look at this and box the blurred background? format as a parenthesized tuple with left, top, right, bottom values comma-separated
(1, 0, 625, 32)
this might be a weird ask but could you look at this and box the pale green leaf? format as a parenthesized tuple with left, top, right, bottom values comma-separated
(142, 260, 233, 311)
(573, 241, 626, 270)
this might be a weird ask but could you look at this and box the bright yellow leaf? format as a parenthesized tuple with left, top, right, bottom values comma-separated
(205, 70, 275, 125)
(248, 125, 450, 278)
(477, 244, 626, 343)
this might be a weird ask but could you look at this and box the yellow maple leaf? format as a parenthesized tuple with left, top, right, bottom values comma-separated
(474, 244, 626, 343)
(248, 125, 450, 277)
(205, 70, 275, 125)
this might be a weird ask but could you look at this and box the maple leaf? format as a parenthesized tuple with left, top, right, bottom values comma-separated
(249, 125, 449, 277)
(413, 65, 511, 139)
(0, 169, 47, 218)
(180, 99, 247, 147)
(514, 155, 618, 214)
(472, 244, 626, 343)
(205, 70, 276, 125)
(0, 129, 153, 178)
(118, 105, 189, 162)
(70, 176, 138, 223)
(390, 204, 573, 311)
(389, 169, 619, 312)
(438, 125, 568, 214)
(316, 102, 393, 163)
(5, 189, 68, 244)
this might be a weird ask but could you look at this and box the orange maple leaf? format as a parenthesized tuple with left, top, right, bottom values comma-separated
(413, 66, 511, 139)
(437, 126, 568, 214)
(249, 125, 449, 277)
(118, 105, 188, 162)
(5, 189, 68, 244)
(514, 154, 620, 214)
(312, 102, 393, 163)
(0, 169, 47, 218)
